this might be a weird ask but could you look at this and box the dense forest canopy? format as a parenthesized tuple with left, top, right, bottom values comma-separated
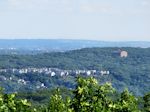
(0, 47, 150, 96)
(0, 47, 150, 69)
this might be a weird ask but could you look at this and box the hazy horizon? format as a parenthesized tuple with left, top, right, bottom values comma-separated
(0, 0, 149, 41)
(0, 38, 150, 43)
(0, 38, 150, 42)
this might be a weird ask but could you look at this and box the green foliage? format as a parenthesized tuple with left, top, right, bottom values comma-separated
(0, 47, 150, 95)
(0, 77, 149, 112)
(48, 88, 72, 112)
(46, 77, 144, 112)
(143, 92, 150, 112)
(112, 89, 140, 112)
(0, 87, 33, 112)
(71, 77, 114, 112)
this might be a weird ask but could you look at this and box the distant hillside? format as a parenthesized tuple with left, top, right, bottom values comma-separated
(0, 39, 150, 53)
(0, 47, 150, 95)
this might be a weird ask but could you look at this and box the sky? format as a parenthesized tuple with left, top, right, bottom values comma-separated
(0, 0, 149, 41)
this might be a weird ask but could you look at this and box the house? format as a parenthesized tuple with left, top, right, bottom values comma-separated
(51, 72, 56, 77)
(100, 70, 110, 75)
(65, 72, 69, 76)
(18, 79, 26, 85)
(86, 71, 91, 76)
(41, 83, 46, 88)
(0, 76, 7, 81)
(60, 72, 65, 76)
(106, 71, 110, 75)
(19, 69, 28, 74)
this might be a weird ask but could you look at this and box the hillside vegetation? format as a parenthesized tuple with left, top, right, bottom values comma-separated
(0, 47, 150, 95)
(0, 77, 150, 112)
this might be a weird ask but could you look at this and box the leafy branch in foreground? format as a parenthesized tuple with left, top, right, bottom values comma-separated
(0, 88, 34, 112)
(0, 77, 150, 112)
(47, 77, 143, 112)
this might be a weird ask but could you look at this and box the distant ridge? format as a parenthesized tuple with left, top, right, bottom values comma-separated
(0, 39, 150, 51)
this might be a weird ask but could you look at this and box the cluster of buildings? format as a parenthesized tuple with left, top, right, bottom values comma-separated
(0, 67, 110, 77)
(0, 67, 110, 89)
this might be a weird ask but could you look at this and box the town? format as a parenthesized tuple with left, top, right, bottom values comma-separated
(0, 67, 110, 89)
(0, 67, 110, 77)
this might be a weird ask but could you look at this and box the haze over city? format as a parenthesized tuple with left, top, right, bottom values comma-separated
(0, 0, 149, 41)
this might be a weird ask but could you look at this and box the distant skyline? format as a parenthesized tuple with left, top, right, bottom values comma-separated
(0, 0, 149, 41)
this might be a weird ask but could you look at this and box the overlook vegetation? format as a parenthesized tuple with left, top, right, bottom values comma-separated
(0, 47, 150, 96)
(0, 77, 150, 112)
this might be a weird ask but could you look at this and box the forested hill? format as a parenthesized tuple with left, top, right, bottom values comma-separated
(0, 47, 150, 95)
(0, 47, 150, 69)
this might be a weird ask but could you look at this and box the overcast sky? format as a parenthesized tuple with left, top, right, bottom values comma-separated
(0, 0, 149, 41)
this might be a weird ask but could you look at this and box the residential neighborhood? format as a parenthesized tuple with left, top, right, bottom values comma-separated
(0, 67, 110, 77)
(0, 67, 110, 90)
